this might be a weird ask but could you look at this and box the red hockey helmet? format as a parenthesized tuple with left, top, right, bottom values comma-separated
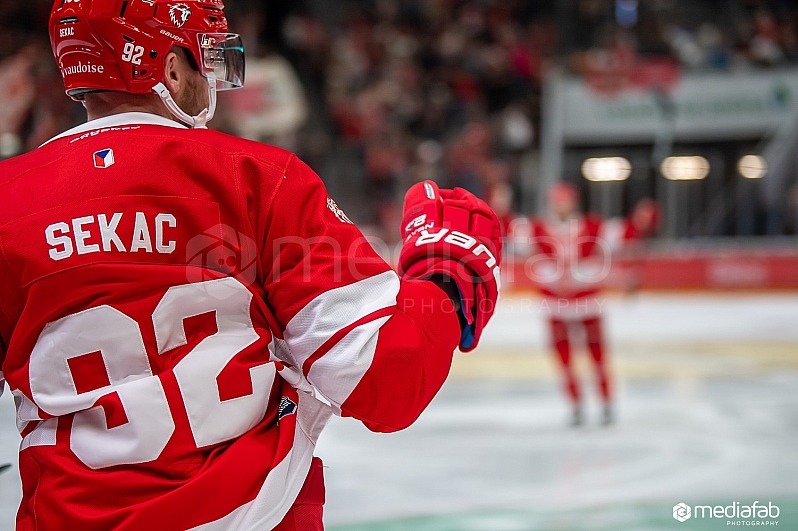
(49, 0, 244, 126)
(548, 182, 579, 215)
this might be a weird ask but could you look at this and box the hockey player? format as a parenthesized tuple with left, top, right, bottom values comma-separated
(526, 183, 654, 426)
(0, 1, 502, 529)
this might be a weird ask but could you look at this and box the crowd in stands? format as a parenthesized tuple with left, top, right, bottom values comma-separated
(3, 0, 798, 239)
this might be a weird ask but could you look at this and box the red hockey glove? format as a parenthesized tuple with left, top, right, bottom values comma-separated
(398, 180, 502, 352)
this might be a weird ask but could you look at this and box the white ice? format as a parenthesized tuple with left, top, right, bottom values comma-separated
(0, 292, 795, 530)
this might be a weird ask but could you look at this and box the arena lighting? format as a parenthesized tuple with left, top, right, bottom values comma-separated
(660, 156, 710, 181)
(581, 157, 632, 182)
(738, 154, 767, 179)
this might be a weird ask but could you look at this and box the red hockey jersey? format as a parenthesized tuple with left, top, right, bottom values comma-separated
(0, 113, 460, 529)
(525, 214, 630, 319)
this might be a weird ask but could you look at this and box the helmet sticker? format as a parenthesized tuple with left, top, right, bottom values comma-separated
(169, 4, 191, 28)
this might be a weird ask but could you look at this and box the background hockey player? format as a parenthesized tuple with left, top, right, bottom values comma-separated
(0, 0, 502, 529)
(524, 182, 655, 426)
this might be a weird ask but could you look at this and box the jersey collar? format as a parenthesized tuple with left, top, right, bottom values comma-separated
(42, 112, 188, 146)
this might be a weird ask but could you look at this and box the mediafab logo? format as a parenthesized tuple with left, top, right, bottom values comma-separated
(673, 501, 780, 526)
(673, 502, 691, 522)
(60, 61, 105, 76)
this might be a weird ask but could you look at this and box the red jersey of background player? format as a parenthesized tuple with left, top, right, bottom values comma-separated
(520, 183, 657, 425)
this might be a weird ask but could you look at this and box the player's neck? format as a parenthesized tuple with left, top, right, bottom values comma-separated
(84, 92, 177, 123)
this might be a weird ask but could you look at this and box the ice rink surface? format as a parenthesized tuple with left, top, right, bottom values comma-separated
(0, 292, 796, 530)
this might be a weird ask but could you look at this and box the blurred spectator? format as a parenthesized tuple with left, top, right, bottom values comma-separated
(5, 0, 798, 237)
(216, 46, 308, 151)
(748, 10, 785, 66)
(0, 46, 36, 158)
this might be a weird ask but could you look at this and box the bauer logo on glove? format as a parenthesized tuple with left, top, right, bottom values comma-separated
(405, 214, 435, 238)
(398, 180, 503, 352)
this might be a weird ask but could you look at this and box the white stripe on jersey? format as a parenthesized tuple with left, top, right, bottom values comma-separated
(193, 273, 399, 528)
(20, 418, 58, 451)
(12, 389, 40, 434)
(306, 315, 391, 411)
(282, 270, 400, 370)
(188, 393, 331, 531)
(41, 112, 186, 146)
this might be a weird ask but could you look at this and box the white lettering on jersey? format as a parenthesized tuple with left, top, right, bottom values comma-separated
(155, 214, 177, 253)
(73, 216, 100, 255)
(45, 212, 177, 261)
(25, 278, 272, 469)
(46, 222, 74, 261)
(98, 213, 126, 252)
(131, 212, 153, 253)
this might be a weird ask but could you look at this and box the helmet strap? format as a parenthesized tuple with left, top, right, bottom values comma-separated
(152, 73, 217, 129)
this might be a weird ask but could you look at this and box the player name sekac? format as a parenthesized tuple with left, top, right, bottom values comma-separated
(46, 212, 177, 261)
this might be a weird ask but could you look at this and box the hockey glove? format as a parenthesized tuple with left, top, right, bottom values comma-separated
(398, 180, 502, 352)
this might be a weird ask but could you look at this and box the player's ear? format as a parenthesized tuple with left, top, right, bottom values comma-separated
(162, 48, 184, 95)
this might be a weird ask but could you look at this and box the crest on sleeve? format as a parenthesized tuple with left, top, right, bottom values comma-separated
(326, 197, 353, 225)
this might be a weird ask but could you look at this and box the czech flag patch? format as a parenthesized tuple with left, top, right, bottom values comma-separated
(93, 149, 115, 169)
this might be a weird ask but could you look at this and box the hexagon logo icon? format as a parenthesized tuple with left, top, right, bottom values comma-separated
(673, 503, 692, 522)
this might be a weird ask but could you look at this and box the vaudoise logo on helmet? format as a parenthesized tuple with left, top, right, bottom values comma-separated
(60, 62, 105, 77)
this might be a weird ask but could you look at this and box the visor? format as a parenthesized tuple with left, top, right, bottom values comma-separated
(198, 33, 245, 90)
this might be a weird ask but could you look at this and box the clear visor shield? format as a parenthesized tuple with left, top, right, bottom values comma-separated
(198, 33, 245, 90)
